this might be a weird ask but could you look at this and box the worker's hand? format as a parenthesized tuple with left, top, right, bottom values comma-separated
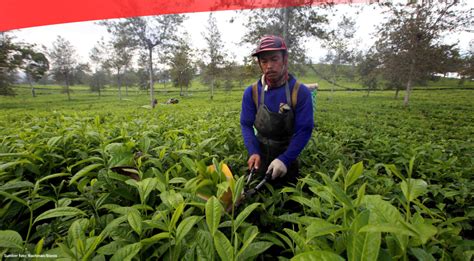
(266, 159, 287, 180)
(247, 154, 261, 170)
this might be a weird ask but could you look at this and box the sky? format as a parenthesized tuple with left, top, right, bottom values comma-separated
(9, 3, 473, 66)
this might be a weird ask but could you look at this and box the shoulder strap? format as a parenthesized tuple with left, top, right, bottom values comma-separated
(291, 81, 301, 110)
(251, 82, 258, 108)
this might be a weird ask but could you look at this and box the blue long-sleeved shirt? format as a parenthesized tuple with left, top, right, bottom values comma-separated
(240, 75, 314, 167)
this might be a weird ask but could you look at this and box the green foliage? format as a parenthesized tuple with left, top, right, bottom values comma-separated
(0, 89, 472, 259)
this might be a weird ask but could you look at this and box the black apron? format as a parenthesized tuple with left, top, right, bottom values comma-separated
(254, 80, 299, 185)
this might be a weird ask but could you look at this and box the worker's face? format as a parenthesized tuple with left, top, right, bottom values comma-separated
(258, 51, 286, 82)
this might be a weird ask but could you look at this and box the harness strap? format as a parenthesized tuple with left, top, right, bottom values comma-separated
(251, 82, 258, 108)
(251, 77, 301, 110)
(291, 81, 300, 110)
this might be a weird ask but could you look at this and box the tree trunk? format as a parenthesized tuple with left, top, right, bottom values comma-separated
(211, 79, 214, 100)
(65, 73, 71, 101)
(148, 47, 155, 108)
(281, 8, 290, 46)
(27, 74, 35, 97)
(117, 69, 122, 101)
(404, 62, 415, 107)
(394, 88, 400, 99)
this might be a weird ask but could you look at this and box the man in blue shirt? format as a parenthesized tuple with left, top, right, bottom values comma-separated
(240, 35, 314, 185)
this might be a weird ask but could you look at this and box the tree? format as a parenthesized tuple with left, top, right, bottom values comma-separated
(202, 13, 227, 100)
(90, 36, 133, 100)
(375, 1, 470, 106)
(20, 48, 49, 97)
(242, 5, 329, 74)
(100, 15, 184, 108)
(459, 50, 474, 83)
(89, 70, 107, 97)
(48, 36, 78, 101)
(0, 33, 41, 96)
(321, 14, 358, 95)
(168, 38, 195, 96)
(357, 50, 380, 97)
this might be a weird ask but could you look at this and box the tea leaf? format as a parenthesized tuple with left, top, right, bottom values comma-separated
(234, 203, 260, 232)
(0, 190, 28, 207)
(35, 237, 45, 255)
(284, 228, 306, 251)
(359, 224, 417, 237)
(344, 161, 364, 191)
(400, 178, 428, 202)
(0, 230, 23, 250)
(70, 163, 103, 185)
(213, 230, 233, 261)
(205, 196, 222, 236)
(320, 173, 353, 208)
(170, 202, 185, 231)
(291, 250, 345, 261)
(306, 219, 343, 240)
(176, 216, 202, 244)
(137, 178, 158, 204)
(239, 241, 273, 260)
(140, 232, 170, 245)
(110, 242, 141, 261)
(34, 207, 86, 224)
(195, 230, 214, 260)
(127, 210, 142, 236)
(347, 211, 381, 261)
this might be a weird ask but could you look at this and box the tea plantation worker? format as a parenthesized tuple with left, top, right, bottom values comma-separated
(240, 35, 314, 185)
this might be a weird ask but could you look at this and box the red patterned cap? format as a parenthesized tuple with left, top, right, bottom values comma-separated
(252, 35, 288, 57)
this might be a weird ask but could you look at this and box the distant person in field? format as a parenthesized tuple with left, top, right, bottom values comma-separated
(240, 35, 314, 185)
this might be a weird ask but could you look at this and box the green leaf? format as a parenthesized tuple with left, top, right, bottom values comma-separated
(127, 210, 142, 236)
(140, 232, 171, 245)
(205, 196, 222, 236)
(182, 156, 196, 173)
(160, 190, 184, 209)
(410, 248, 436, 261)
(35, 237, 45, 255)
(232, 176, 245, 205)
(363, 195, 402, 224)
(291, 251, 345, 261)
(345, 161, 364, 191)
(1, 180, 34, 191)
(239, 241, 273, 260)
(170, 202, 185, 231)
(320, 173, 353, 208)
(284, 228, 306, 251)
(237, 226, 259, 258)
(234, 203, 260, 232)
(384, 164, 405, 181)
(213, 230, 233, 261)
(110, 242, 141, 261)
(306, 219, 343, 240)
(359, 224, 417, 237)
(195, 230, 214, 260)
(176, 216, 202, 244)
(70, 163, 103, 185)
(0, 230, 23, 250)
(102, 215, 127, 235)
(400, 178, 428, 202)
(0, 190, 28, 207)
(136, 178, 158, 204)
(34, 207, 86, 224)
(347, 211, 381, 261)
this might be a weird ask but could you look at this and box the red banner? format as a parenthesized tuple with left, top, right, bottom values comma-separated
(0, 0, 368, 31)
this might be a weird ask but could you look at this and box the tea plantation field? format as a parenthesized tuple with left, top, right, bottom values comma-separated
(0, 88, 473, 260)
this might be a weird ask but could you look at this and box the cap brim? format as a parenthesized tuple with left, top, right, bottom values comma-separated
(252, 48, 287, 56)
